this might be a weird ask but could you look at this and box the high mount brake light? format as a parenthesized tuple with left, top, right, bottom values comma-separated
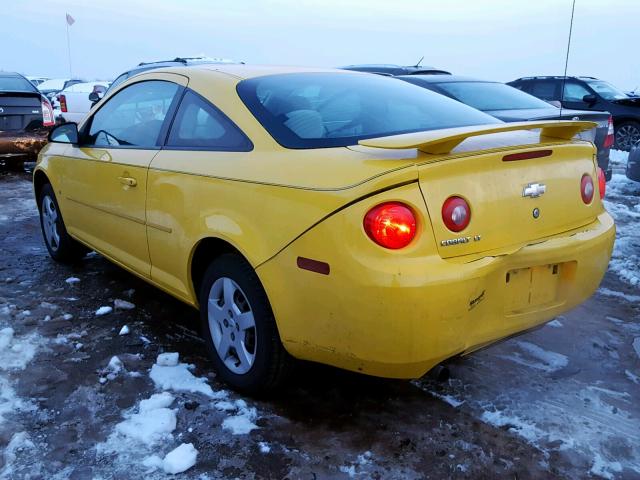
(363, 202, 417, 249)
(442, 196, 471, 232)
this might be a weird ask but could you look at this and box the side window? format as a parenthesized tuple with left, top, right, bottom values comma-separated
(528, 81, 558, 100)
(85, 80, 179, 148)
(562, 82, 591, 102)
(166, 90, 252, 151)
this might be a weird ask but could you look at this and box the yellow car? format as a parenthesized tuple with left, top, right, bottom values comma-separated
(34, 65, 615, 393)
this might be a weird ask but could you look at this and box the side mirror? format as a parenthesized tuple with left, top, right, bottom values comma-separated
(582, 94, 597, 105)
(88, 91, 102, 102)
(48, 122, 79, 144)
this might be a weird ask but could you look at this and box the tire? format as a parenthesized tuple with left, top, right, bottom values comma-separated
(38, 183, 88, 262)
(199, 253, 293, 394)
(614, 121, 640, 151)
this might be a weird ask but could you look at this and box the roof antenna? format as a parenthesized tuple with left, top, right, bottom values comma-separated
(415, 56, 424, 67)
(560, 0, 576, 118)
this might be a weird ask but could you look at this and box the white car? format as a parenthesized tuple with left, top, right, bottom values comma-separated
(26, 76, 50, 87)
(54, 81, 109, 123)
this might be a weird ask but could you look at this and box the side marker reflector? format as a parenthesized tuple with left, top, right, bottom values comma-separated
(297, 257, 330, 275)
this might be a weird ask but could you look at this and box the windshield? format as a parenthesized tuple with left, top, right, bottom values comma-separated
(585, 80, 628, 101)
(237, 73, 497, 149)
(0, 76, 38, 92)
(435, 81, 553, 111)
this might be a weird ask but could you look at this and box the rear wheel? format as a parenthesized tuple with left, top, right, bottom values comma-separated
(615, 121, 640, 151)
(199, 253, 292, 394)
(38, 183, 88, 262)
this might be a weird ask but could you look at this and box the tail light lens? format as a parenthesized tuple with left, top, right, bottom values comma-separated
(603, 116, 614, 149)
(59, 94, 68, 113)
(442, 196, 471, 232)
(41, 98, 54, 127)
(364, 202, 417, 249)
(580, 174, 595, 204)
(597, 167, 606, 199)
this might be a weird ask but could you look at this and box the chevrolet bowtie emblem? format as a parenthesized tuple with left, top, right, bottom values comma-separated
(522, 182, 547, 198)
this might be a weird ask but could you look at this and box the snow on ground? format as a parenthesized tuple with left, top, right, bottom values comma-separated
(0, 303, 44, 477)
(603, 150, 640, 287)
(500, 341, 569, 373)
(421, 316, 640, 480)
(98, 352, 261, 475)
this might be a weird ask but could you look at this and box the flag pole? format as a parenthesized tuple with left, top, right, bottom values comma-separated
(65, 16, 72, 77)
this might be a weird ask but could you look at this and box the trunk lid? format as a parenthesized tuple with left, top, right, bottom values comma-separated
(0, 92, 43, 131)
(359, 121, 602, 258)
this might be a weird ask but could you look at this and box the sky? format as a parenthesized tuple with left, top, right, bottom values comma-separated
(2, 0, 639, 90)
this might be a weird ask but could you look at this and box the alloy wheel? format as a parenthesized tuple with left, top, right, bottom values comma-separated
(207, 277, 257, 374)
(615, 124, 640, 151)
(42, 195, 60, 252)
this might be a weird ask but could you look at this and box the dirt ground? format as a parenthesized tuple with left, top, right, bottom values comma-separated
(0, 170, 638, 479)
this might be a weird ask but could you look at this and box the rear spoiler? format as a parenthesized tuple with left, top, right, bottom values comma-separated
(358, 120, 597, 155)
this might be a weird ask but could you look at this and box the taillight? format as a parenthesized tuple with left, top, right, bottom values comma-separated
(363, 202, 417, 249)
(597, 167, 606, 199)
(604, 116, 614, 148)
(59, 94, 68, 113)
(580, 174, 594, 204)
(41, 98, 54, 127)
(442, 196, 471, 232)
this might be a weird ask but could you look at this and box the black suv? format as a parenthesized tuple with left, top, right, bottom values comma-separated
(341, 64, 451, 76)
(509, 76, 640, 151)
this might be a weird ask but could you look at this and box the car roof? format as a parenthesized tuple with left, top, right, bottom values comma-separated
(122, 57, 240, 76)
(341, 64, 451, 75)
(398, 74, 496, 84)
(0, 72, 25, 78)
(162, 64, 359, 80)
(512, 76, 599, 82)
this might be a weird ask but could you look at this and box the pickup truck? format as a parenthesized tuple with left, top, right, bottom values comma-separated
(54, 81, 109, 124)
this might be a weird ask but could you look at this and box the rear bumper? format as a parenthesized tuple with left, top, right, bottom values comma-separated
(258, 211, 615, 379)
(0, 129, 48, 162)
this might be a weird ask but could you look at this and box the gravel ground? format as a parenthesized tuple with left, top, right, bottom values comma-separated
(0, 167, 638, 480)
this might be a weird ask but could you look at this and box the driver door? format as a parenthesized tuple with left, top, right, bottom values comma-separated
(59, 74, 186, 277)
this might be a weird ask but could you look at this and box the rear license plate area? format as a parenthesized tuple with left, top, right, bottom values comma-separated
(504, 263, 561, 313)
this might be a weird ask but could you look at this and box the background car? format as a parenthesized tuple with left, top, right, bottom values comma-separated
(508, 76, 640, 151)
(0, 72, 54, 167)
(37, 78, 83, 104)
(626, 145, 640, 183)
(399, 75, 614, 179)
(54, 81, 110, 123)
(26, 76, 49, 87)
(92, 56, 240, 104)
(341, 63, 451, 76)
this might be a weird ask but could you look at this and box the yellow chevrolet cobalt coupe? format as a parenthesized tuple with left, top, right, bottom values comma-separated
(34, 65, 614, 392)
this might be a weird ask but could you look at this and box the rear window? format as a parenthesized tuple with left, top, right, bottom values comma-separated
(0, 76, 38, 92)
(237, 73, 497, 149)
(435, 82, 553, 111)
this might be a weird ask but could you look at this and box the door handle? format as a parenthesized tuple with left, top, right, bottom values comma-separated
(118, 176, 137, 187)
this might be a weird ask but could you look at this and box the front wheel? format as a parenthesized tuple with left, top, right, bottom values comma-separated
(615, 121, 640, 151)
(38, 183, 88, 262)
(199, 253, 293, 394)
